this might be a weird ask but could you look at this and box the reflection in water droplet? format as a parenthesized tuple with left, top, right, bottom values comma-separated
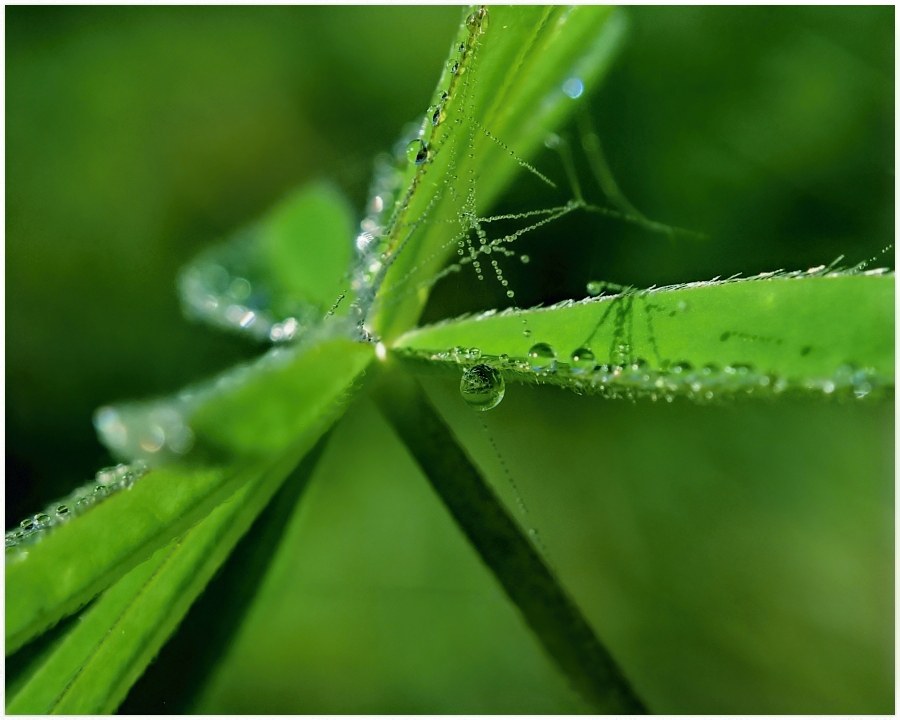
(406, 139, 429, 165)
(570, 347, 596, 374)
(528, 343, 557, 372)
(460, 364, 505, 411)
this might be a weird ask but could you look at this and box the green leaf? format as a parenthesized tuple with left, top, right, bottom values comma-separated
(7, 435, 330, 714)
(394, 273, 894, 397)
(371, 5, 627, 341)
(178, 182, 356, 341)
(7, 338, 373, 653)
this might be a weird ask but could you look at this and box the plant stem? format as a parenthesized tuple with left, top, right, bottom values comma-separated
(373, 368, 648, 715)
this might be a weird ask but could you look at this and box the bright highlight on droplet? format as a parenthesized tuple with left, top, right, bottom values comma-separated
(562, 77, 584, 99)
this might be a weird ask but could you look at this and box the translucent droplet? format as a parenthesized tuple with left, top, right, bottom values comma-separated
(447, 59, 460, 74)
(562, 77, 584, 99)
(528, 343, 557, 372)
(498, 354, 510, 365)
(586, 280, 603, 296)
(700, 363, 720, 377)
(20, 519, 35, 532)
(429, 103, 444, 126)
(670, 361, 693, 375)
(725, 363, 754, 376)
(466, 5, 488, 33)
(570, 347, 596, 374)
(56, 504, 70, 517)
(34, 513, 51, 529)
(630, 358, 649, 372)
(406, 139, 429, 165)
(463, 347, 482, 362)
(460, 364, 505, 411)
(6, 533, 17, 548)
(520, 254, 530, 264)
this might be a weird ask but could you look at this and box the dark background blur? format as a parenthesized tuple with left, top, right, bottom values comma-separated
(6, 6, 893, 524)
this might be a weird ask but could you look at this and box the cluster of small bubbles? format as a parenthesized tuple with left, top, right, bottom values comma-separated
(6, 461, 150, 558)
(466, 5, 489, 35)
(396, 344, 887, 407)
(179, 256, 289, 343)
(460, 363, 505, 411)
(527, 343, 558, 373)
(95, 403, 195, 462)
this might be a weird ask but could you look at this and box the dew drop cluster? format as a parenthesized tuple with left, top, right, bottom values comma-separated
(6, 461, 150, 560)
(397, 343, 885, 406)
(347, 6, 490, 342)
(178, 235, 320, 344)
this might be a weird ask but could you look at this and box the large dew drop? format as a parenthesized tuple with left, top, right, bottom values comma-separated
(570, 347, 596, 374)
(406, 139, 429, 165)
(527, 343, 557, 372)
(460, 364, 505, 411)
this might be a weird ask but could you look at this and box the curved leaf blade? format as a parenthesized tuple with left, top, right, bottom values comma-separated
(178, 182, 355, 342)
(394, 273, 894, 398)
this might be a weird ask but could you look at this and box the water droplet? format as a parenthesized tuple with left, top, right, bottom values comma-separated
(570, 347, 596, 374)
(460, 364, 505, 411)
(506, 290, 515, 298)
(447, 58, 460, 74)
(700, 363, 720, 377)
(562, 77, 584, 99)
(20, 519, 35, 532)
(725, 362, 754, 376)
(34, 513, 51, 529)
(139, 425, 166, 453)
(520, 254, 530, 264)
(670, 361, 693, 374)
(6, 533, 17, 548)
(466, 5, 488, 33)
(527, 343, 557, 372)
(228, 277, 251, 301)
(406, 139, 429, 165)
(630, 358, 649, 372)
(463, 347, 482, 362)
(498, 354, 510, 365)
(586, 280, 603, 296)
(56, 504, 70, 517)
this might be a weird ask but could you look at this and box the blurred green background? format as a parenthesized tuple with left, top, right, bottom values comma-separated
(6, 6, 894, 713)
(6, 6, 893, 522)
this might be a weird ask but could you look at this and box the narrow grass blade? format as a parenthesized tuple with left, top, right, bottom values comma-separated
(7, 432, 329, 714)
(373, 368, 648, 714)
(371, 6, 627, 341)
(117, 431, 332, 713)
